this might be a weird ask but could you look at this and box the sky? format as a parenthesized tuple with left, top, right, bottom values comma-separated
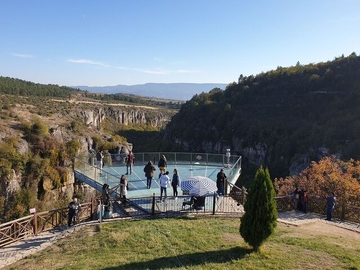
(1, 0, 359, 87)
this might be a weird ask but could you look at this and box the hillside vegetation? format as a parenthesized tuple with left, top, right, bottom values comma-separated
(165, 53, 360, 181)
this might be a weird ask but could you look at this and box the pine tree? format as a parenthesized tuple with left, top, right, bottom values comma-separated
(239, 165, 278, 251)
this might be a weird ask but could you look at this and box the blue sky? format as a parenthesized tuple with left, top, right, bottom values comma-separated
(1, 0, 359, 87)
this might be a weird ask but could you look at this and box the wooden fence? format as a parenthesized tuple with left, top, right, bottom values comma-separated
(0, 202, 94, 247)
(1, 194, 359, 248)
(276, 196, 360, 223)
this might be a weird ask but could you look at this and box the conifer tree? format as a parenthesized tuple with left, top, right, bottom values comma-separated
(239, 165, 278, 251)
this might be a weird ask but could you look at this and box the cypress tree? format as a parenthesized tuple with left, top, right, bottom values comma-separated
(239, 165, 278, 251)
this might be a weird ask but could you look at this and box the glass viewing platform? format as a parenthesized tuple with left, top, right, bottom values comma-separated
(74, 152, 242, 199)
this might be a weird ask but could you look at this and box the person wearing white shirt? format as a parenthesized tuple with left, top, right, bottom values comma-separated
(159, 171, 170, 202)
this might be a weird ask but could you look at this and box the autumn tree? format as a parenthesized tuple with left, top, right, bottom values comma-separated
(274, 156, 360, 205)
(240, 166, 278, 251)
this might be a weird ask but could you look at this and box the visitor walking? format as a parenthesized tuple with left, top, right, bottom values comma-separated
(144, 160, 156, 189)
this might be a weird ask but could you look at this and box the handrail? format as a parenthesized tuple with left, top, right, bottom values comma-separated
(0, 202, 93, 247)
(1, 193, 359, 247)
(81, 151, 242, 168)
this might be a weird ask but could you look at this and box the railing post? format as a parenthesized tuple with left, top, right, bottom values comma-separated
(341, 202, 345, 220)
(224, 179, 228, 196)
(212, 192, 216, 215)
(91, 197, 95, 220)
(33, 212, 38, 235)
(100, 201, 103, 223)
(151, 193, 155, 216)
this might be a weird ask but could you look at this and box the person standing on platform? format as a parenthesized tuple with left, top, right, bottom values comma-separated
(172, 168, 180, 198)
(216, 169, 227, 195)
(126, 151, 135, 175)
(96, 150, 104, 173)
(120, 175, 128, 206)
(144, 160, 156, 189)
(159, 171, 170, 202)
(158, 155, 167, 177)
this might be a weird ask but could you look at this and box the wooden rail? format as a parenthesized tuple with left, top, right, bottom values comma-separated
(0, 202, 94, 247)
(275, 196, 360, 223)
(1, 195, 359, 248)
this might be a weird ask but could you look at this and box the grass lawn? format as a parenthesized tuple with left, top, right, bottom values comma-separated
(3, 216, 360, 270)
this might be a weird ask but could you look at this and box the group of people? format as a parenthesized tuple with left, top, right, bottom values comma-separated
(291, 187, 309, 213)
(92, 148, 136, 177)
(143, 155, 180, 202)
(290, 187, 337, 220)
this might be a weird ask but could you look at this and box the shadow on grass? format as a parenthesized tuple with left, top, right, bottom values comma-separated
(101, 246, 252, 270)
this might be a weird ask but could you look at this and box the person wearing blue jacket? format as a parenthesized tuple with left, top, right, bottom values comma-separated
(325, 192, 336, 221)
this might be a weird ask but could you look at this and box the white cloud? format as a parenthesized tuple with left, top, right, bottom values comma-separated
(114, 66, 168, 75)
(67, 57, 197, 76)
(135, 68, 168, 75)
(67, 59, 109, 68)
(177, 69, 201, 74)
(11, 53, 34, 58)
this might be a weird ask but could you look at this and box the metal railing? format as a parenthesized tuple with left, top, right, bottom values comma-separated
(91, 152, 242, 168)
(123, 193, 244, 217)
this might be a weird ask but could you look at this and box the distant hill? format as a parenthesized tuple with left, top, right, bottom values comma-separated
(75, 83, 228, 101)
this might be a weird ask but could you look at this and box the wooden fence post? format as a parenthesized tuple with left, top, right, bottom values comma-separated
(91, 197, 95, 220)
(33, 212, 38, 235)
(341, 202, 345, 220)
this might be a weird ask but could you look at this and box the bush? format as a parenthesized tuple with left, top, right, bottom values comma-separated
(240, 166, 278, 251)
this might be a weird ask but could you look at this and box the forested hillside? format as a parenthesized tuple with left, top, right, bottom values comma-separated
(0, 76, 183, 109)
(165, 53, 360, 181)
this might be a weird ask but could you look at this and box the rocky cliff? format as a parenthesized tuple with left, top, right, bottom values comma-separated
(0, 98, 176, 219)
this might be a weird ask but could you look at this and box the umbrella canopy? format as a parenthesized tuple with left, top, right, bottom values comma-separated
(181, 176, 217, 197)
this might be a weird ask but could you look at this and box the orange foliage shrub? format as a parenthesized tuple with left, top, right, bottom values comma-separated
(274, 156, 360, 205)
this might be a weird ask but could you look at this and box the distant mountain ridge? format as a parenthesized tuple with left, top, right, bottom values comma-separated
(75, 83, 228, 101)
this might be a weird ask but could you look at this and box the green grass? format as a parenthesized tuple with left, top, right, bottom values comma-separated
(4, 217, 360, 270)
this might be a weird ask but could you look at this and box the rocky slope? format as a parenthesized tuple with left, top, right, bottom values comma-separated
(0, 95, 177, 218)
